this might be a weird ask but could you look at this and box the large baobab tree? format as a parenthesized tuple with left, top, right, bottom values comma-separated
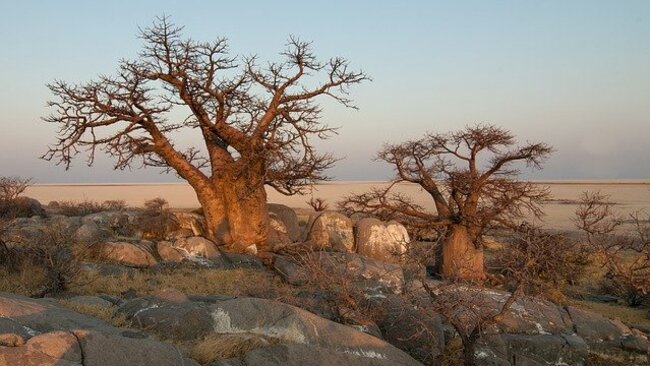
(340, 125, 551, 281)
(43, 17, 367, 252)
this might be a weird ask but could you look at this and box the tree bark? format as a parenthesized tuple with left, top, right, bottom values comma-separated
(192, 174, 269, 252)
(441, 225, 485, 282)
(221, 174, 269, 252)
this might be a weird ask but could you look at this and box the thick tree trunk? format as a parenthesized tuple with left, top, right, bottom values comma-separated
(441, 225, 485, 282)
(194, 183, 228, 243)
(221, 175, 269, 252)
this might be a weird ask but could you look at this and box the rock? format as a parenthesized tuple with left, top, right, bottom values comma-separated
(565, 306, 649, 352)
(479, 333, 588, 366)
(209, 297, 421, 365)
(73, 329, 200, 366)
(171, 211, 206, 236)
(10, 196, 46, 218)
(118, 298, 216, 341)
(152, 288, 189, 303)
(0, 292, 124, 336)
(173, 236, 221, 260)
(274, 252, 405, 296)
(267, 203, 301, 242)
(66, 295, 114, 308)
(0, 293, 199, 366)
(0, 317, 30, 347)
(156, 240, 186, 262)
(305, 211, 354, 251)
(74, 221, 106, 243)
(267, 212, 292, 247)
(165, 228, 194, 240)
(0, 331, 81, 366)
(240, 343, 402, 366)
(100, 241, 158, 268)
(355, 218, 409, 263)
(118, 295, 421, 365)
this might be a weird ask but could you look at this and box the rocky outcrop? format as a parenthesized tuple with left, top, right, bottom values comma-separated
(99, 241, 158, 268)
(274, 252, 405, 296)
(267, 203, 301, 242)
(169, 236, 221, 260)
(304, 211, 355, 251)
(355, 218, 409, 263)
(267, 212, 292, 247)
(0, 292, 198, 366)
(117, 295, 423, 366)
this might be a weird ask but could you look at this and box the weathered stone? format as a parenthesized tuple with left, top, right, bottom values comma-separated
(479, 333, 588, 366)
(74, 221, 106, 243)
(275, 252, 405, 296)
(267, 212, 292, 247)
(0, 331, 81, 366)
(305, 211, 354, 251)
(74, 329, 200, 366)
(355, 218, 409, 263)
(171, 211, 206, 236)
(0, 317, 31, 345)
(209, 297, 421, 365)
(173, 236, 221, 259)
(164, 228, 194, 240)
(241, 343, 404, 366)
(156, 240, 186, 262)
(152, 288, 189, 304)
(267, 203, 301, 242)
(100, 241, 157, 268)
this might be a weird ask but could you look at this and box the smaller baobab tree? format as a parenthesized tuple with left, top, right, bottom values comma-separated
(340, 125, 552, 281)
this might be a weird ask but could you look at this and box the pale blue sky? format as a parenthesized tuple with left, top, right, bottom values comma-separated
(0, 0, 648, 182)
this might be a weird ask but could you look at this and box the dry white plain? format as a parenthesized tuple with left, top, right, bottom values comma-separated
(25, 180, 650, 231)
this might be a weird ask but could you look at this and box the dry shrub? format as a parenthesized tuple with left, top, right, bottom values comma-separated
(69, 267, 279, 298)
(0, 221, 97, 297)
(283, 247, 388, 327)
(58, 300, 129, 328)
(576, 191, 650, 306)
(307, 197, 328, 212)
(491, 224, 590, 298)
(50, 199, 127, 216)
(190, 334, 280, 365)
(135, 197, 179, 240)
(0, 176, 36, 219)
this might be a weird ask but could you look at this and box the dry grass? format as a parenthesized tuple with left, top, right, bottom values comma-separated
(0, 264, 48, 295)
(58, 299, 129, 328)
(189, 334, 280, 365)
(68, 267, 283, 298)
(571, 299, 650, 329)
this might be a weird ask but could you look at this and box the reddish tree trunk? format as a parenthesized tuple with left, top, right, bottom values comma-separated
(441, 225, 485, 282)
(221, 174, 269, 252)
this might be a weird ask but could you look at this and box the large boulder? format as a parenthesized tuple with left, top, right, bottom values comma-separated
(0, 293, 199, 366)
(267, 203, 301, 242)
(99, 241, 158, 268)
(119, 295, 422, 366)
(304, 211, 354, 252)
(240, 343, 402, 366)
(156, 240, 186, 262)
(355, 218, 409, 263)
(170, 211, 205, 236)
(74, 221, 107, 243)
(172, 236, 221, 260)
(266, 212, 292, 248)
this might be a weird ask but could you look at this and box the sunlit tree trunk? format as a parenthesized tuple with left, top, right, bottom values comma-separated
(441, 225, 485, 281)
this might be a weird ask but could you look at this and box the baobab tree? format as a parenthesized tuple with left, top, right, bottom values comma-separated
(43, 17, 368, 252)
(340, 125, 551, 281)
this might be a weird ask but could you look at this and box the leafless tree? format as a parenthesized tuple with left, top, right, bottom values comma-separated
(575, 191, 650, 305)
(43, 16, 368, 252)
(340, 125, 551, 281)
(307, 197, 329, 212)
(0, 176, 32, 202)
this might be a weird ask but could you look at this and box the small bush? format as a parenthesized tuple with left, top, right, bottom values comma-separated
(49, 199, 128, 216)
(134, 197, 179, 240)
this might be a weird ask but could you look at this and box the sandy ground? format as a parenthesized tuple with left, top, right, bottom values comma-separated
(25, 180, 650, 231)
